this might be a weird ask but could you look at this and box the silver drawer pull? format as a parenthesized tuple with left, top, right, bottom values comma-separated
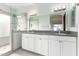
(59, 40, 62, 43)
(40, 38, 42, 40)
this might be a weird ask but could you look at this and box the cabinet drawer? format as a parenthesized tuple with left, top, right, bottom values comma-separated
(48, 36, 59, 41)
(60, 36, 76, 42)
(39, 35, 49, 39)
(22, 34, 35, 38)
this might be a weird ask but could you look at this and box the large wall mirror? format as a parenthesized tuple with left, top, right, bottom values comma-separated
(71, 6, 75, 27)
(29, 13, 66, 31)
(50, 13, 66, 31)
(29, 15, 39, 30)
(69, 6, 77, 32)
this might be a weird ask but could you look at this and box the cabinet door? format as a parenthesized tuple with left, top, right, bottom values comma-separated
(28, 37, 34, 51)
(22, 37, 34, 51)
(40, 38, 48, 55)
(34, 37, 41, 54)
(22, 36, 29, 50)
(61, 37, 76, 56)
(61, 41, 76, 56)
(49, 36, 60, 56)
(34, 37, 48, 55)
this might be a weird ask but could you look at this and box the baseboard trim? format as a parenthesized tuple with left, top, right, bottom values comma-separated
(0, 47, 22, 56)
(21, 48, 44, 56)
(0, 44, 9, 47)
(1, 47, 44, 56)
(0, 50, 13, 56)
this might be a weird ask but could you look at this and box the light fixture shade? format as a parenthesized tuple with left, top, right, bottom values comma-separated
(28, 9, 38, 15)
(50, 5, 66, 12)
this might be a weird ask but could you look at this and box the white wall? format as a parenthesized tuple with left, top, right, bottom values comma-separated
(0, 14, 10, 37)
(75, 5, 79, 56)
(0, 37, 9, 47)
(0, 14, 10, 47)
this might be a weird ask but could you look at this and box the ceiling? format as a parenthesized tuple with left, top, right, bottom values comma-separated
(0, 3, 75, 15)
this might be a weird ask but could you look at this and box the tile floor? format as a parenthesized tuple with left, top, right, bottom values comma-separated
(10, 49, 42, 56)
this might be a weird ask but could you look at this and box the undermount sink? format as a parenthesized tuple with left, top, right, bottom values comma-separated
(57, 31, 68, 35)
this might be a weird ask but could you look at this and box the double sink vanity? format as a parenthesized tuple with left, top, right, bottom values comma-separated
(21, 31, 77, 56)
(11, 4, 79, 56)
(12, 7, 77, 56)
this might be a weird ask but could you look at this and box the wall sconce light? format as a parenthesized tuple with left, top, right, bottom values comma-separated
(50, 5, 66, 12)
(29, 9, 38, 16)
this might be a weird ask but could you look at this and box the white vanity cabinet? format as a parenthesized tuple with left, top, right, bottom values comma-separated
(22, 34, 28, 50)
(48, 36, 60, 56)
(22, 34, 77, 56)
(39, 37, 48, 55)
(34, 37, 41, 54)
(60, 36, 76, 56)
(32, 35, 48, 55)
(48, 36, 76, 56)
(22, 34, 49, 55)
(22, 34, 35, 51)
(27, 37, 35, 51)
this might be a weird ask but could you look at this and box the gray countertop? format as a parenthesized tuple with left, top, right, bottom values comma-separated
(13, 30, 78, 37)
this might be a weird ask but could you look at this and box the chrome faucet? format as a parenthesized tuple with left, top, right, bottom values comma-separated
(58, 26, 61, 34)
